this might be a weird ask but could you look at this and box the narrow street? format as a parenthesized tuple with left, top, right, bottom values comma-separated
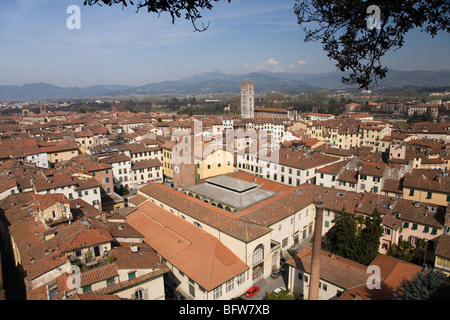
(240, 239, 313, 300)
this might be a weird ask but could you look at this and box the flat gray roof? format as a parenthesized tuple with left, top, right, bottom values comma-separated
(186, 176, 277, 211)
(205, 175, 258, 193)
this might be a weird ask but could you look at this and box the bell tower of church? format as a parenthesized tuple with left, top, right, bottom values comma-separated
(240, 81, 254, 119)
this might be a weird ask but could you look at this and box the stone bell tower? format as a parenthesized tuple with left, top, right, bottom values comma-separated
(241, 81, 254, 119)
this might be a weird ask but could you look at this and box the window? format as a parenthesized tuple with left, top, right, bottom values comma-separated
(412, 224, 418, 231)
(213, 286, 222, 300)
(47, 280, 59, 299)
(252, 244, 264, 265)
(107, 277, 115, 287)
(194, 221, 202, 228)
(134, 289, 143, 300)
(226, 279, 234, 293)
(409, 189, 414, 196)
(403, 222, 409, 229)
(423, 226, 429, 233)
(82, 285, 92, 293)
(426, 192, 432, 199)
(409, 236, 418, 246)
(236, 272, 245, 286)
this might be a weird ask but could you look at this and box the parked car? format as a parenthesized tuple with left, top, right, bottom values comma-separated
(245, 286, 260, 298)
(271, 268, 284, 278)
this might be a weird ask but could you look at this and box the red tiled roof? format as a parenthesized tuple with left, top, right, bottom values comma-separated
(138, 183, 272, 242)
(61, 228, 114, 253)
(127, 204, 249, 291)
(80, 263, 119, 287)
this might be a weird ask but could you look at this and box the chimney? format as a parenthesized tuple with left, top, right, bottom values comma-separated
(308, 201, 324, 300)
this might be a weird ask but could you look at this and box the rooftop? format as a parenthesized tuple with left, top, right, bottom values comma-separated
(185, 175, 277, 211)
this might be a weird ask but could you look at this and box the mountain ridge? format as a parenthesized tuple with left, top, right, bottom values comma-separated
(1, 69, 449, 101)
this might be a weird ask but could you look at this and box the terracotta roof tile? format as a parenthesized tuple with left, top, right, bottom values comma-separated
(138, 184, 272, 242)
(80, 263, 119, 287)
(127, 205, 248, 291)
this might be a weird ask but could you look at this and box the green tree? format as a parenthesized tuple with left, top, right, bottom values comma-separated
(357, 208, 384, 265)
(294, 0, 450, 89)
(416, 238, 429, 267)
(111, 132, 128, 146)
(327, 207, 384, 265)
(388, 240, 415, 262)
(326, 207, 359, 261)
(393, 267, 447, 300)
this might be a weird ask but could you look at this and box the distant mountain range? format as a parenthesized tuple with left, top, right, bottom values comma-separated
(1, 69, 450, 101)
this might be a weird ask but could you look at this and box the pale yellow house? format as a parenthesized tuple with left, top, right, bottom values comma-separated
(434, 234, 450, 275)
(74, 131, 94, 153)
(402, 173, 450, 207)
(39, 141, 80, 164)
(33, 193, 72, 227)
(161, 140, 177, 179)
(306, 121, 326, 140)
(327, 128, 360, 150)
(359, 122, 392, 153)
(194, 147, 234, 180)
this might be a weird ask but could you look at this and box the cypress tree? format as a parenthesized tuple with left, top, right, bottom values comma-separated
(357, 208, 384, 265)
(326, 207, 358, 260)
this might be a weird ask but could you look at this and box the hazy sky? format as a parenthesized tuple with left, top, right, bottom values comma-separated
(1, 0, 449, 87)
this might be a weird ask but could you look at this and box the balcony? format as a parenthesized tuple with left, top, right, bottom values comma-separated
(271, 240, 281, 252)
